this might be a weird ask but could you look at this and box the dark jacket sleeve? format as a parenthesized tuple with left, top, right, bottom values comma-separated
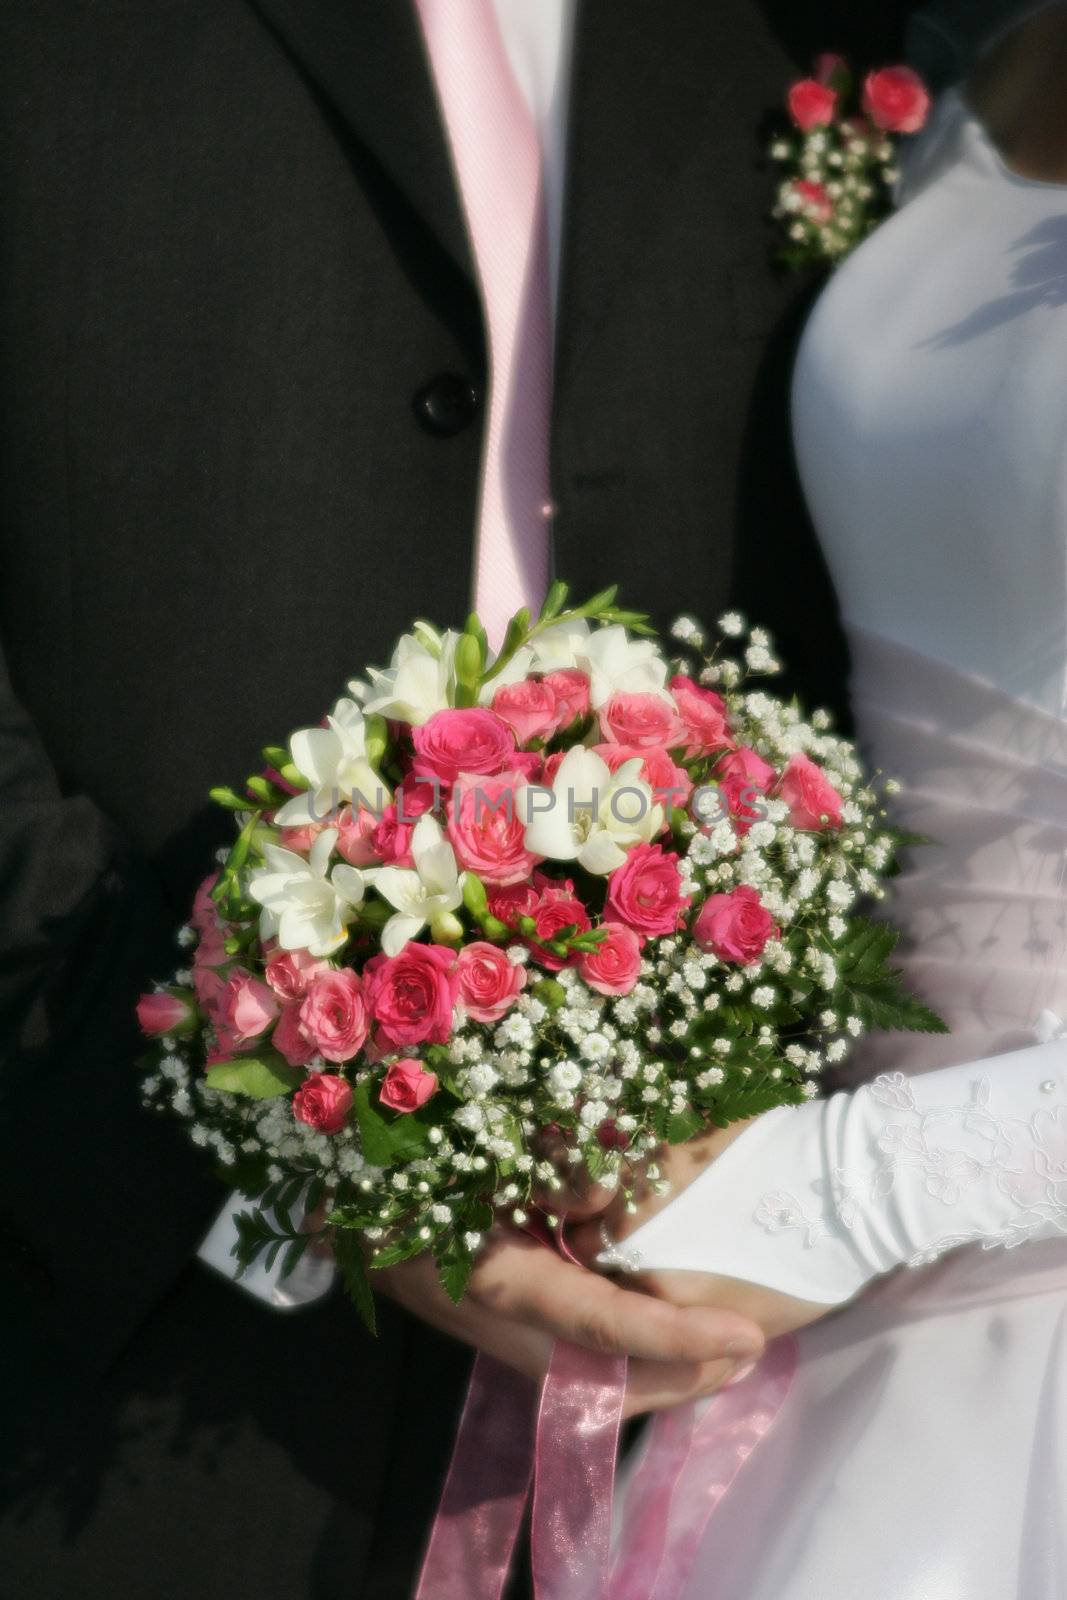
(0, 640, 225, 1374)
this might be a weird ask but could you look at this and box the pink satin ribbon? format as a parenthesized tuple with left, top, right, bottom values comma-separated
(415, 1336, 798, 1600)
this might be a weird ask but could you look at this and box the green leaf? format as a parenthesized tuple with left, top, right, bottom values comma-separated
(665, 1105, 703, 1144)
(370, 1234, 427, 1270)
(354, 1078, 435, 1166)
(439, 1253, 474, 1304)
(205, 1054, 303, 1099)
(332, 1229, 377, 1335)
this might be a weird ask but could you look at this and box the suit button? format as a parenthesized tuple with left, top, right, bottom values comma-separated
(414, 373, 480, 437)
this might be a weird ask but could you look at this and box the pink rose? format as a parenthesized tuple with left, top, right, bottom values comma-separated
(393, 775, 440, 821)
(190, 873, 221, 935)
(592, 743, 692, 811)
(273, 1001, 316, 1066)
(190, 873, 228, 966)
(714, 747, 777, 831)
(298, 968, 369, 1062)
(293, 1073, 353, 1134)
(777, 751, 843, 832)
(455, 940, 527, 1022)
(446, 771, 541, 886)
(370, 803, 415, 867)
(694, 885, 779, 965)
(527, 875, 592, 970)
(669, 674, 732, 759)
(192, 964, 227, 1023)
(578, 922, 643, 996)
(335, 805, 381, 866)
(264, 947, 332, 1001)
(787, 78, 837, 130)
(363, 943, 459, 1051)
(491, 678, 560, 746)
(862, 66, 930, 134)
(599, 692, 685, 751)
(790, 178, 834, 224)
(379, 1057, 438, 1114)
(541, 669, 591, 729)
(136, 989, 194, 1037)
(487, 881, 540, 930)
(216, 970, 279, 1050)
(412, 708, 515, 787)
(507, 750, 544, 782)
(604, 844, 690, 940)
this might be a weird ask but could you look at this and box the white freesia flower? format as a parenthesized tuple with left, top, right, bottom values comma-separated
(367, 814, 466, 956)
(523, 746, 664, 875)
(274, 697, 388, 827)
(361, 624, 460, 725)
(526, 616, 591, 672)
(248, 829, 366, 956)
(574, 625, 670, 709)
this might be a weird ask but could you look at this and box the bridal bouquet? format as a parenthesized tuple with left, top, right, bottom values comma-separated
(770, 55, 931, 267)
(137, 585, 943, 1326)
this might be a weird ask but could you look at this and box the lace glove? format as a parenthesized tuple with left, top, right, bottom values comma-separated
(602, 1034, 1067, 1305)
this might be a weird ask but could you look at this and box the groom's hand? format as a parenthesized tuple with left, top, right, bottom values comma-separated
(376, 1226, 765, 1419)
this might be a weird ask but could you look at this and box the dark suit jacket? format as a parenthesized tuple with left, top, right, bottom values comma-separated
(0, 3, 912, 1595)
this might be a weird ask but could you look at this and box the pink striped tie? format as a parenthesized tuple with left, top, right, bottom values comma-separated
(414, 0, 553, 649)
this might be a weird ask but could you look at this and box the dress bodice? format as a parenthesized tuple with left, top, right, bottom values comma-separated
(793, 86, 1067, 717)
(791, 88, 1067, 1072)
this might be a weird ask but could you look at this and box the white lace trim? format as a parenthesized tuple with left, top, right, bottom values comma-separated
(755, 1070, 1067, 1269)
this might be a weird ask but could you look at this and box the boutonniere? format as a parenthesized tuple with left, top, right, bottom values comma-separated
(769, 55, 931, 269)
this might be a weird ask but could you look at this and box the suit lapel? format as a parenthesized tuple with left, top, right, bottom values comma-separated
(245, 0, 474, 278)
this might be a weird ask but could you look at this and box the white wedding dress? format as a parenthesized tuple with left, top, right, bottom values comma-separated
(608, 72, 1067, 1600)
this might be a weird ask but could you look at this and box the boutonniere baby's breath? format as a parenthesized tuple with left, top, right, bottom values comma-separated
(770, 55, 931, 268)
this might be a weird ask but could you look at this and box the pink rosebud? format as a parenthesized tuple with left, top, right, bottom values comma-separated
(714, 747, 777, 832)
(487, 880, 540, 930)
(264, 947, 332, 1001)
(787, 78, 837, 131)
(491, 678, 560, 746)
(455, 940, 527, 1023)
(277, 821, 326, 853)
(669, 674, 732, 759)
(527, 875, 592, 970)
(217, 971, 279, 1049)
(293, 1073, 353, 1134)
(298, 969, 369, 1062)
(694, 885, 779, 965)
(136, 989, 194, 1037)
(579, 922, 643, 997)
(363, 944, 460, 1052)
(604, 844, 690, 941)
(380, 1057, 438, 1113)
(541, 669, 591, 729)
(190, 873, 221, 935)
(335, 804, 381, 866)
(446, 770, 542, 887)
(862, 66, 930, 134)
(599, 692, 685, 751)
(815, 52, 848, 85)
(412, 708, 515, 787)
(273, 1001, 316, 1067)
(777, 752, 844, 831)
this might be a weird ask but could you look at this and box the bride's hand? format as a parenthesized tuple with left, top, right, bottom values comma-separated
(565, 1119, 831, 1343)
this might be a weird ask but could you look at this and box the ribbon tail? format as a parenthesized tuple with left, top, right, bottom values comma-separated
(531, 1341, 627, 1600)
(414, 1351, 538, 1600)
